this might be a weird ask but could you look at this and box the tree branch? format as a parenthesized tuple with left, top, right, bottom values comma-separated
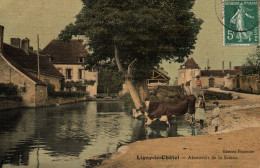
(127, 58, 137, 78)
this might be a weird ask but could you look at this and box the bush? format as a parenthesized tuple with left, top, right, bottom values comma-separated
(49, 91, 86, 98)
(47, 84, 56, 97)
(0, 83, 18, 97)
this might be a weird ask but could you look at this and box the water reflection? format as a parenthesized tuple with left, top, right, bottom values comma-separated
(0, 101, 199, 168)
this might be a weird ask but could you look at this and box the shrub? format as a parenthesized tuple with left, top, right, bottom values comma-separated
(0, 83, 18, 97)
(49, 91, 86, 98)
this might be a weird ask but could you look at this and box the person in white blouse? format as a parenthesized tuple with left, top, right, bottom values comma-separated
(212, 101, 220, 132)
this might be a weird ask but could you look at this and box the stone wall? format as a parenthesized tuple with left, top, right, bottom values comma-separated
(35, 85, 48, 107)
(46, 97, 87, 106)
(230, 75, 260, 94)
(201, 77, 224, 88)
(0, 54, 38, 107)
(29, 72, 62, 92)
(0, 99, 23, 110)
(85, 71, 98, 97)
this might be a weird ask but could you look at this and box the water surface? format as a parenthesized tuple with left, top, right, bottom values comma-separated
(0, 101, 199, 168)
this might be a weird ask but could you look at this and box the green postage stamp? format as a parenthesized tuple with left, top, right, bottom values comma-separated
(223, 0, 259, 46)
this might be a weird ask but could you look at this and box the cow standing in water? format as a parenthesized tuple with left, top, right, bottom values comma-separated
(133, 95, 196, 127)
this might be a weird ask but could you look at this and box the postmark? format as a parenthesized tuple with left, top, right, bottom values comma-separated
(223, 0, 259, 46)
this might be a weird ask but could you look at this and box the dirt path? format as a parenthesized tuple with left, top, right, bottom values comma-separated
(96, 89, 260, 168)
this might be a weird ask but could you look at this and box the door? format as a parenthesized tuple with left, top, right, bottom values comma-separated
(209, 78, 215, 87)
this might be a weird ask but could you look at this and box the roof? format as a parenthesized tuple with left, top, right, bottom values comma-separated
(181, 57, 200, 69)
(2, 43, 64, 84)
(154, 67, 171, 80)
(201, 70, 239, 77)
(40, 40, 90, 64)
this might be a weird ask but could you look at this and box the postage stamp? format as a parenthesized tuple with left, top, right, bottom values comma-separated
(223, 0, 259, 46)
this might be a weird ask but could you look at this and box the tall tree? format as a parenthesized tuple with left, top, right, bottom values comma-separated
(59, 0, 203, 110)
(241, 46, 260, 75)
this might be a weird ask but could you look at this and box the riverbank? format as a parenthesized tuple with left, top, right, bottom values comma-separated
(95, 90, 260, 168)
(98, 127, 260, 168)
(0, 97, 88, 111)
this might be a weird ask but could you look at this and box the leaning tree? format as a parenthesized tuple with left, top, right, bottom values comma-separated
(59, 0, 203, 110)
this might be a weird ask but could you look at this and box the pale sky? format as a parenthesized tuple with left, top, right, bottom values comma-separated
(0, 0, 256, 83)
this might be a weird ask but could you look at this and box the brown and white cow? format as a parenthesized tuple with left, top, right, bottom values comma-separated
(133, 95, 196, 127)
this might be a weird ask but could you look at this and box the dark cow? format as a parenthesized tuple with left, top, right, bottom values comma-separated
(144, 95, 196, 126)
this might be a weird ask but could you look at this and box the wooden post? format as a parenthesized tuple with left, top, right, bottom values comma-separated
(37, 34, 40, 79)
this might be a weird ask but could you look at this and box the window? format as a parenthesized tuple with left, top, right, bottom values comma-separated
(66, 69, 72, 79)
(78, 57, 85, 63)
(78, 69, 83, 79)
(191, 71, 195, 77)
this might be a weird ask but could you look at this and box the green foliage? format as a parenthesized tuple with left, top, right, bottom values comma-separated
(59, 0, 203, 80)
(241, 47, 260, 75)
(84, 80, 96, 85)
(64, 80, 95, 88)
(49, 91, 87, 98)
(0, 83, 18, 97)
(48, 83, 87, 98)
(98, 66, 124, 94)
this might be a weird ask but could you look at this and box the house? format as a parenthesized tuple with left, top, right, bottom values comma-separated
(147, 67, 171, 88)
(178, 57, 240, 94)
(0, 25, 64, 107)
(178, 57, 201, 93)
(40, 40, 98, 97)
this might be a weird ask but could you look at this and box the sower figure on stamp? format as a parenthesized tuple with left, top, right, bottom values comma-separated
(195, 95, 206, 129)
(212, 101, 220, 132)
(230, 3, 254, 42)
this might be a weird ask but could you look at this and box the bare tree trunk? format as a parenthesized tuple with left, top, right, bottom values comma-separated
(139, 79, 149, 101)
(114, 44, 143, 109)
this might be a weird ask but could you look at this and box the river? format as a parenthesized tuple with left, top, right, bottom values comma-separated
(0, 101, 200, 168)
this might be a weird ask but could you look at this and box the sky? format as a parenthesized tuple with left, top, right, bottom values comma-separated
(0, 0, 256, 84)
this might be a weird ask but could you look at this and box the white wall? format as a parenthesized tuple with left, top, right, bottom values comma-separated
(54, 64, 98, 97)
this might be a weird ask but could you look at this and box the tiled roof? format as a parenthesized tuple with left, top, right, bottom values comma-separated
(2, 43, 63, 84)
(201, 70, 239, 77)
(181, 57, 200, 69)
(40, 40, 90, 64)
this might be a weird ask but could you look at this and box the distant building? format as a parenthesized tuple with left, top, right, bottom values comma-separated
(178, 57, 201, 94)
(41, 40, 98, 97)
(0, 25, 64, 107)
(178, 57, 240, 94)
(147, 67, 171, 88)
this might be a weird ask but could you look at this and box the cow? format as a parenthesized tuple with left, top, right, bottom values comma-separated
(133, 95, 196, 127)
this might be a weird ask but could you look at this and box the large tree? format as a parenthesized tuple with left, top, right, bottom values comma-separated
(59, 0, 202, 110)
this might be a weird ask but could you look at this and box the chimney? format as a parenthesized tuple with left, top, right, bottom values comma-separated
(222, 61, 224, 72)
(22, 38, 30, 53)
(10, 38, 21, 48)
(0, 25, 4, 54)
(207, 59, 209, 70)
(229, 61, 232, 70)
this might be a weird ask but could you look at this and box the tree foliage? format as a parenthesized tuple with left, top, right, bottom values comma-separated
(241, 46, 260, 75)
(98, 65, 124, 94)
(59, 0, 203, 80)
